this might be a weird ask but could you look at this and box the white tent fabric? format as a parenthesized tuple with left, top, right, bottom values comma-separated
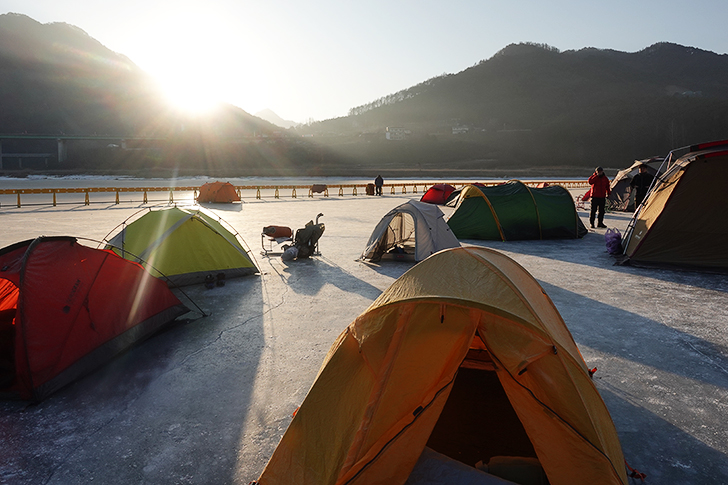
(360, 200, 460, 262)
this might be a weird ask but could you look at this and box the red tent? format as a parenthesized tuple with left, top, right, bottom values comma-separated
(0, 237, 188, 401)
(582, 187, 592, 202)
(197, 181, 241, 203)
(420, 183, 455, 205)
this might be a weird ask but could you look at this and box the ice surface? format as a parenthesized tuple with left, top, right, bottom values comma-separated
(0, 179, 726, 484)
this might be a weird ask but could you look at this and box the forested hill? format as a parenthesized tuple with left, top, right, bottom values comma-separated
(2, 11, 727, 175)
(306, 42, 728, 169)
(0, 13, 273, 137)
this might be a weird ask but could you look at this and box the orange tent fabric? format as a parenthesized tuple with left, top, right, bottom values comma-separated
(255, 247, 627, 485)
(196, 181, 241, 203)
(0, 237, 188, 401)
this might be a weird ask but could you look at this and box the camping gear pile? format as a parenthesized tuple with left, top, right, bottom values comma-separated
(281, 214, 326, 261)
(605, 228, 623, 255)
(261, 214, 326, 261)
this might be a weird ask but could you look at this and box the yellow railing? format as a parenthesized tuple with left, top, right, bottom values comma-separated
(0, 181, 589, 208)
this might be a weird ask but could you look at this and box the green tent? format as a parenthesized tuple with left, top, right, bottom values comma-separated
(105, 207, 257, 286)
(447, 181, 587, 240)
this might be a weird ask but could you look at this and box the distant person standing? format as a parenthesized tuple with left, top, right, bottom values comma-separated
(375, 174, 383, 196)
(588, 166, 611, 228)
(629, 164, 654, 208)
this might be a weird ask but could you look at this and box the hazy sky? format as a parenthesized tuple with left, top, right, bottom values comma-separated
(3, 1, 727, 123)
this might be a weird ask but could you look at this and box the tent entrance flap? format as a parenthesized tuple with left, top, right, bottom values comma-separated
(0, 278, 19, 390)
(378, 212, 416, 260)
(426, 356, 538, 471)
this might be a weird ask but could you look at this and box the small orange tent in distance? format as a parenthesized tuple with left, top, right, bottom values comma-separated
(0, 237, 188, 401)
(254, 247, 628, 485)
(196, 181, 240, 203)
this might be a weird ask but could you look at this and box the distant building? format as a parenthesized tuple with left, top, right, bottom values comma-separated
(452, 125, 469, 135)
(386, 127, 410, 141)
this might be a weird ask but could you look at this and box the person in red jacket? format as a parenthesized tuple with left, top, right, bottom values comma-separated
(588, 166, 611, 228)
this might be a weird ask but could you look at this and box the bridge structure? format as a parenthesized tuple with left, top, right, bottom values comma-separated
(0, 134, 166, 169)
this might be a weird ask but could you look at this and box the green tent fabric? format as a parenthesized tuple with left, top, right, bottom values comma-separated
(447, 182, 587, 241)
(105, 207, 257, 286)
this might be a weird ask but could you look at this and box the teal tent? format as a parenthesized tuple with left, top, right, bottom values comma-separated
(447, 181, 587, 240)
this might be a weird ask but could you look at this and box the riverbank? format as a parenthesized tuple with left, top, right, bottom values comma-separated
(0, 163, 610, 181)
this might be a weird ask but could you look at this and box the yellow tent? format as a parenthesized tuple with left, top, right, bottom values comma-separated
(105, 207, 257, 287)
(255, 247, 627, 485)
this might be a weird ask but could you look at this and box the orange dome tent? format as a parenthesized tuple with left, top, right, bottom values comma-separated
(254, 247, 628, 485)
(196, 181, 240, 203)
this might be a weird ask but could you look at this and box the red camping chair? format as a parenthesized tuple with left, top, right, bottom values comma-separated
(261, 225, 294, 256)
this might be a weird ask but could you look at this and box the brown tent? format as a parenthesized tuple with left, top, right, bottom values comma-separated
(196, 181, 240, 203)
(254, 247, 628, 485)
(623, 140, 728, 271)
(608, 157, 665, 212)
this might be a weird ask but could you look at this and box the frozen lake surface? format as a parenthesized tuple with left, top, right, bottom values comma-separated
(0, 179, 726, 484)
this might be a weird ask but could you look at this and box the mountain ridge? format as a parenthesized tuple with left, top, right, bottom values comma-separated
(2, 13, 727, 176)
(303, 41, 728, 169)
(254, 109, 299, 129)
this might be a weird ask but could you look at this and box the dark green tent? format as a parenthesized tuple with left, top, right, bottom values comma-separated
(446, 181, 587, 240)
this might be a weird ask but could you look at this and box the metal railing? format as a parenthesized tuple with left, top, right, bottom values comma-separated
(0, 181, 589, 208)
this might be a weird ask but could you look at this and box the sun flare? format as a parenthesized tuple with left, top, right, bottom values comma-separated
(161, 79, 221, 115)
(140, 8, 232, 115)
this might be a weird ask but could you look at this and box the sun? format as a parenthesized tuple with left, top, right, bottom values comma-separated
(136, 8, 232, 115)
(160, 77, 222, 115)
